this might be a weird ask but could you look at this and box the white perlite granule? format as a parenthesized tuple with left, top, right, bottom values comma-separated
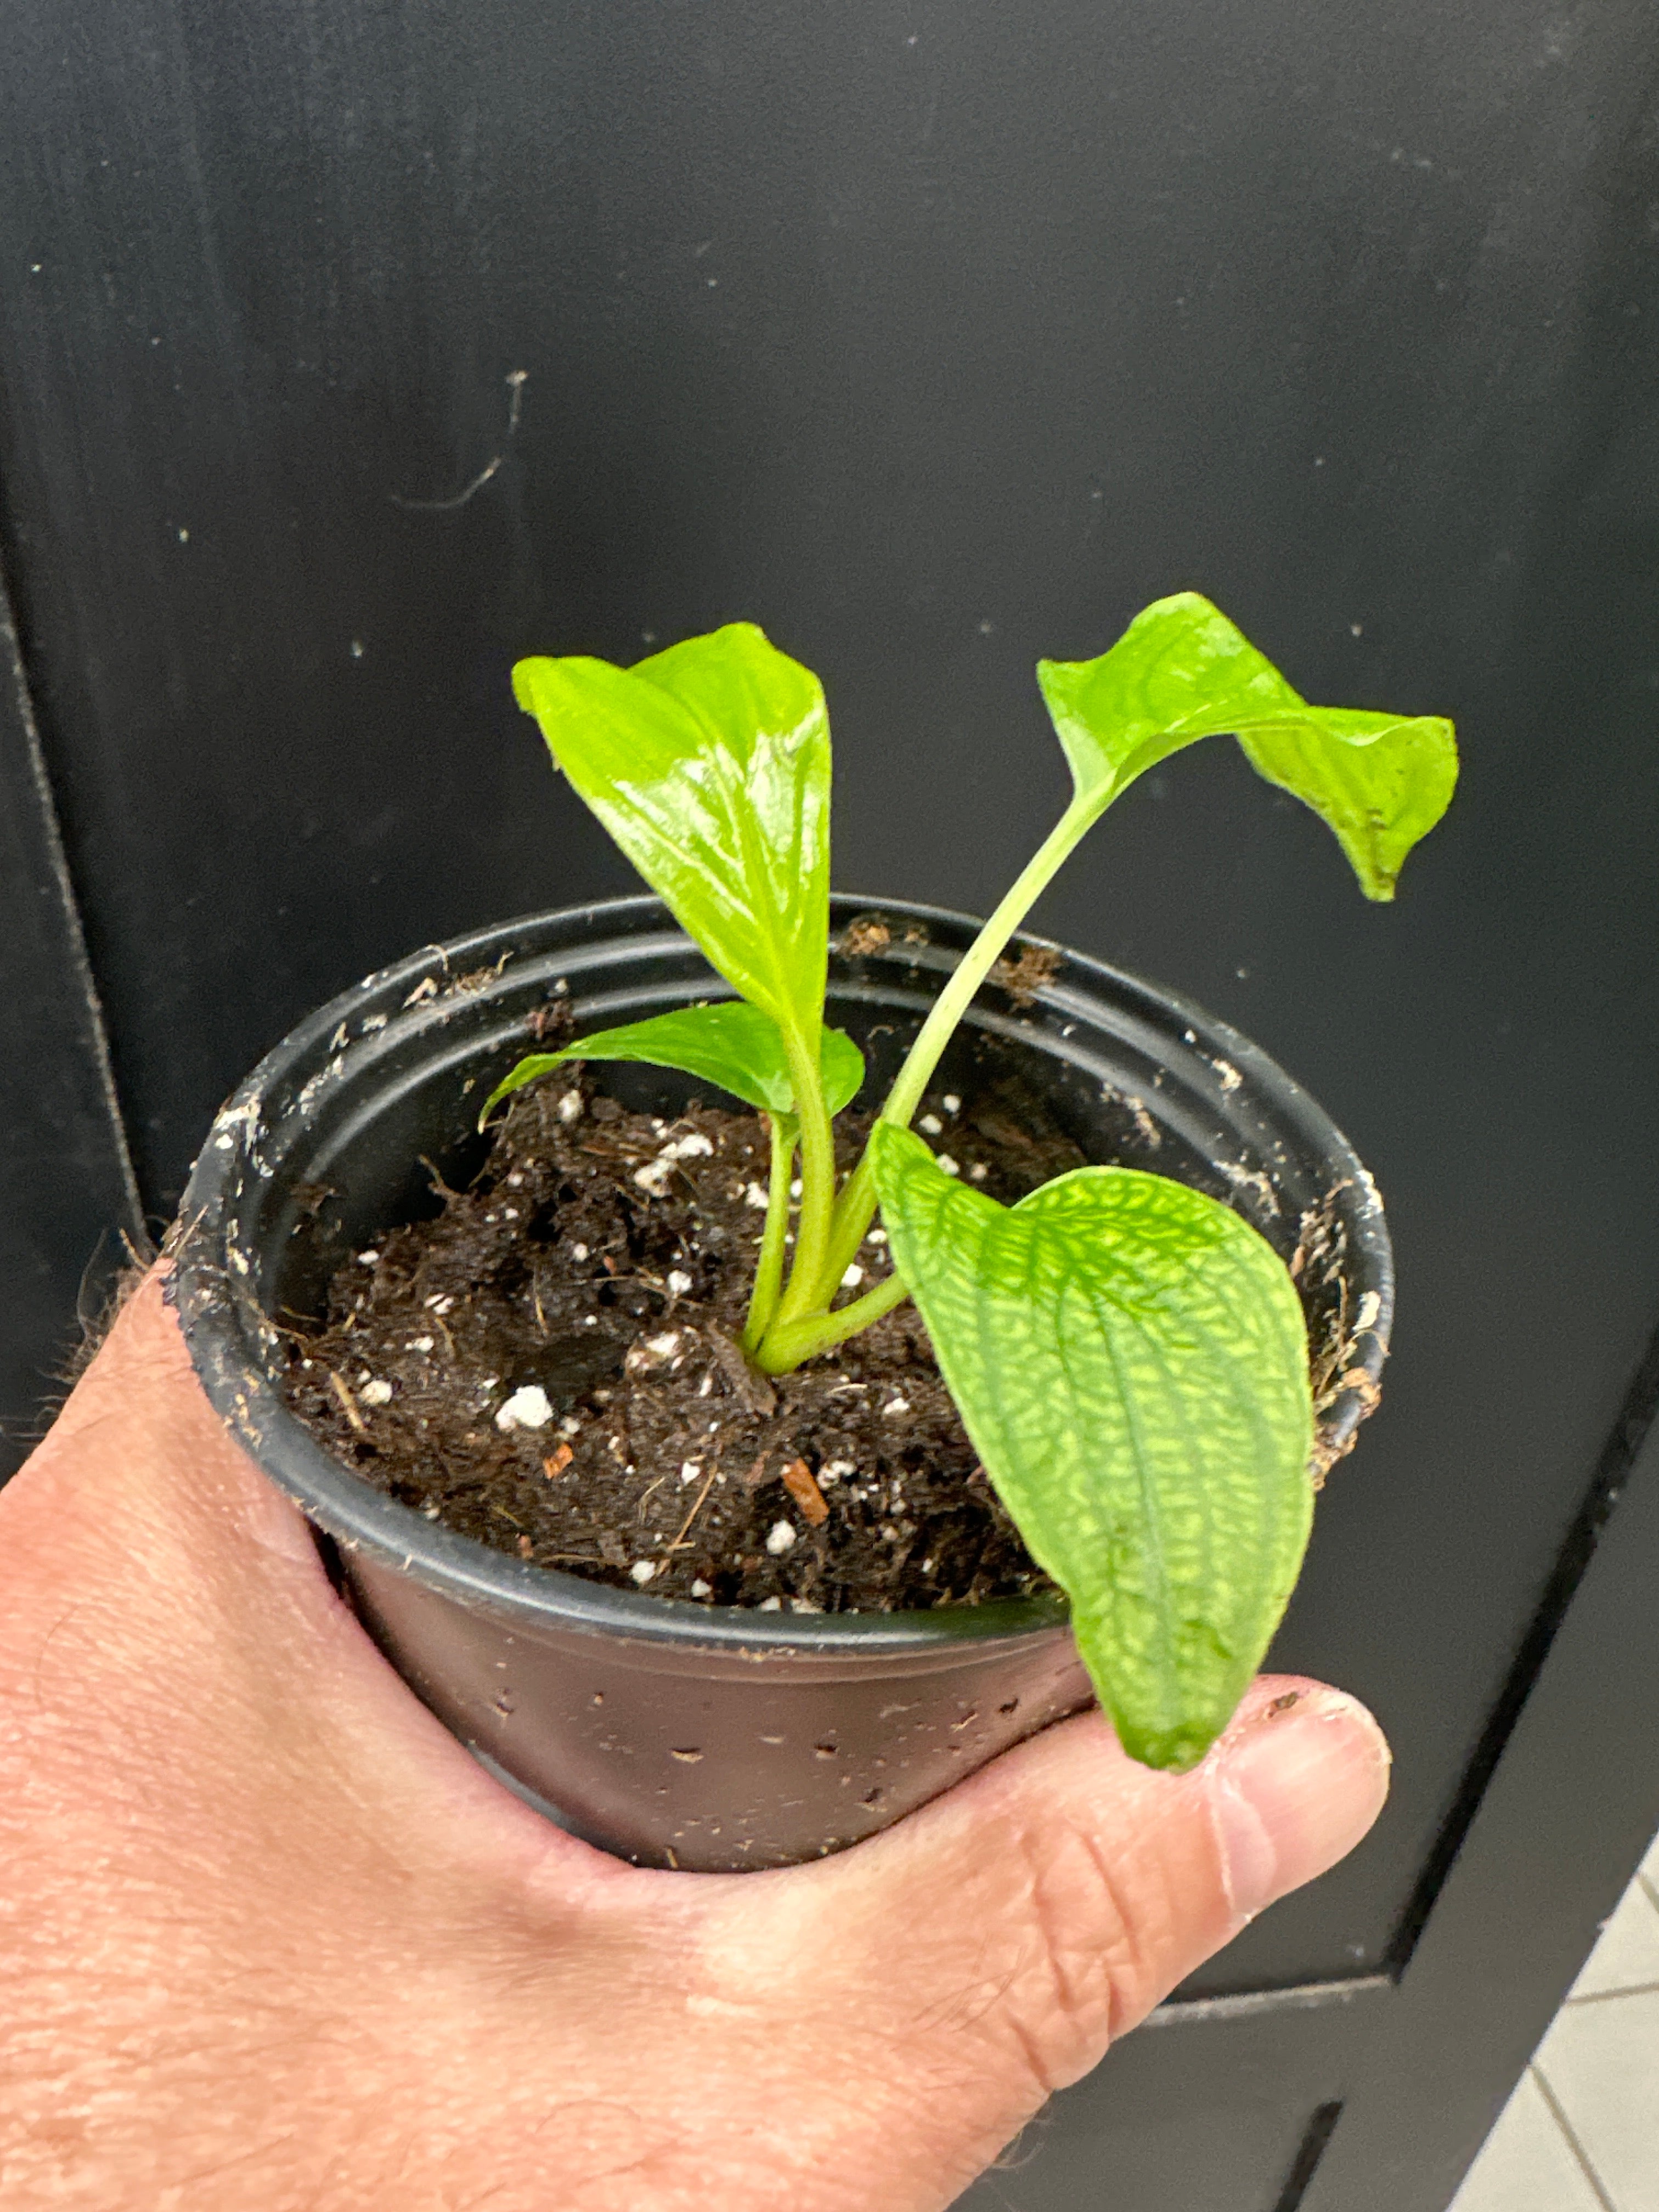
(658, 1132, 713, 1161)
(625, 1331, 682, 1374)
(495, 1385, 554, 1432)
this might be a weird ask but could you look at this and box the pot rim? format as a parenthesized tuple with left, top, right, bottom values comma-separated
(172, 891, 1392, 1660)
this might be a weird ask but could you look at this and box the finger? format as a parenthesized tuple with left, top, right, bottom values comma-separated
(689, 1677, 1389, 2196)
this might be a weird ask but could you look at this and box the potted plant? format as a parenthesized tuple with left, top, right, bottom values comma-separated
(173, 592, 1454, 1869)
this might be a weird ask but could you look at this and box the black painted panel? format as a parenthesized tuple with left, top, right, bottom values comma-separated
(0, 569, 139, 1475)
(957, 1983, 1393, 2212)
(1, 0, 1656, 2030)
(1306, 1373, 1659, 2211)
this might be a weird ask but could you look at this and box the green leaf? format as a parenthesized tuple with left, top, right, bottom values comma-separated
(512, 624, 832, 1040)
(1036, 592, 1457, 899)
(1233, 709, 1459, 903)
(869, 1124, 1314, 1771)
(481, 1004, 865, 1127)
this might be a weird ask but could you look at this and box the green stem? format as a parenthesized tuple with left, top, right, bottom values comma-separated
(739, 1113, 797, 1354)
(769, 1020, 839, 1328)
(753, 1267, 911, 1374)
(819, 789, 1102, 1294)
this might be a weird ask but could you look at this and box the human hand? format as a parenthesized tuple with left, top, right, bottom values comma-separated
(0, 1274, 1389, 2211)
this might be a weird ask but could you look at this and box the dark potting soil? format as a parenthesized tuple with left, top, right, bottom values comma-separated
(280, 1071, 1094, 1614)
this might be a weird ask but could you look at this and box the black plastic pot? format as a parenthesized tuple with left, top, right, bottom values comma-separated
(173, 895, 1392, 1871)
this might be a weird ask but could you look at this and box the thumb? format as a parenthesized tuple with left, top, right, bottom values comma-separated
(728, 1675, 1387, 2191)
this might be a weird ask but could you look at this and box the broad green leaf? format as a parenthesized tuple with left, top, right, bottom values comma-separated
(1036, 592, 1457, 899)
(512, 623, 832, 1042)
(1036, 594, 1296, 809)
(870, 1124, 1314, 1770)
(481, 1004, 865, 1127)
(1233, 708, 1458, 902)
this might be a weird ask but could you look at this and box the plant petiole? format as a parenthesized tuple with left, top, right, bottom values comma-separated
(766, 1021, 840, 1329)
(739, 1111, 798, 1353)
(814, 787, 1102, 1299)
(751, 1265, 912, 1374)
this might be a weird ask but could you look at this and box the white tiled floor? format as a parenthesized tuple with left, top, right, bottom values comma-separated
(1451, 1831, 1659, 2211)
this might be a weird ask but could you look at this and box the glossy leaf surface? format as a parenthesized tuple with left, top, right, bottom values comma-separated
(870, 1125, 1314, 1769)
(1036, 592, 1457, 898)
(482, 1004, 865, 1126)
(512, 623, 832, 1037)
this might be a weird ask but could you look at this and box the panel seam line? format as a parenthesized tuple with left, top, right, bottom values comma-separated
(0, 561, 144, 1236)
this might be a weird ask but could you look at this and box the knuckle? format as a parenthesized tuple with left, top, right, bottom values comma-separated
(992, 1814, 1165, 2093)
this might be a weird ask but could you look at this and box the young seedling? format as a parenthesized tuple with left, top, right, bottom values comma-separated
(484, 594, 1457, 1771)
